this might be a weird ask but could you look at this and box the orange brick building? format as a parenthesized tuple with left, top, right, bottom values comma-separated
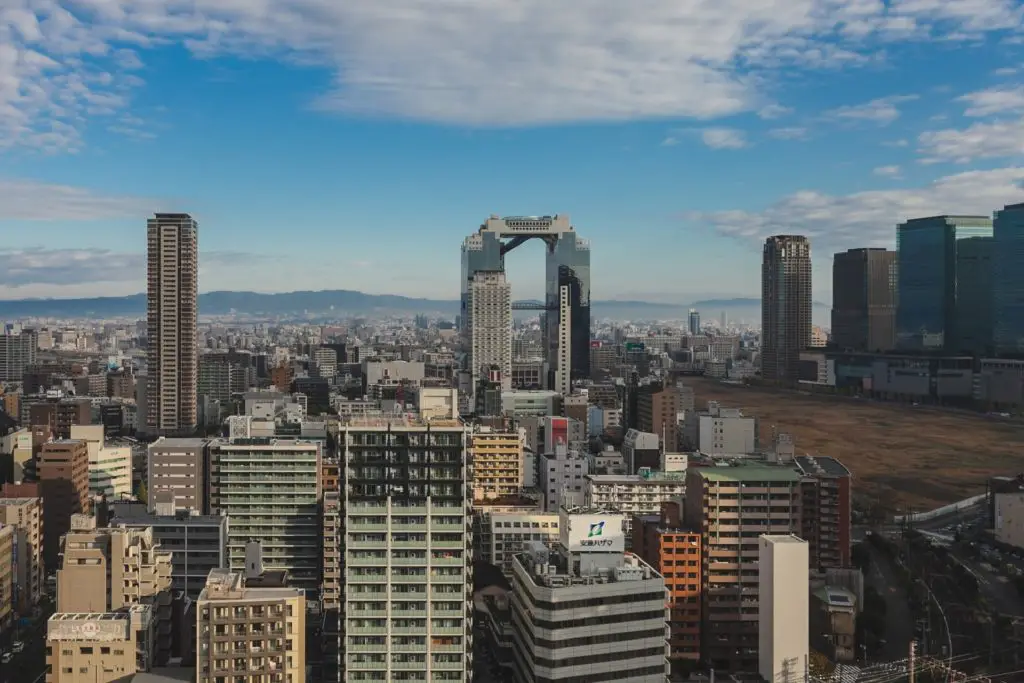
(632, 500, 702, 669)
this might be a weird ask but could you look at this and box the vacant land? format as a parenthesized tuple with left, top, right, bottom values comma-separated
(686, 377, 1024, 511)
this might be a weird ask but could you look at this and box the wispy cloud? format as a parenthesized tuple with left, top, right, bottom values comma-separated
(690, 167, 1024, 253)
(758, 104, 793, 120)
(768, 126, 809, 140)
(918, 118, 1024, 163)
(660, 136, 680, 147)
(824, 95, 919, 126)
(958, 85, 1024, 117)
(0, 248, 270, 289)
(701, 128, 748, 150)
(873, 165, 902, 178)
(3, 0, 1024, 151)
(0, 180, 152, 221)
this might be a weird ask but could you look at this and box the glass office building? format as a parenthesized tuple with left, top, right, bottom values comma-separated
(896, 215, 992, 351)
(545, 232, 592, 382)
(994, 203, 1024, 354)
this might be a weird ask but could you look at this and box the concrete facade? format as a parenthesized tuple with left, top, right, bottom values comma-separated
(148, 438, 208, 514)
(758, 535, 809, 683)
(0, 496, 44, 613)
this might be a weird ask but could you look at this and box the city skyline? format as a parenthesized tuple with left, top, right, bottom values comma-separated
(3, 3, 1024, 302)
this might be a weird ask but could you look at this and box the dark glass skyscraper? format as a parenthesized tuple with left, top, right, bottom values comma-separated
(831, 248, 896, 352)
(545, 231, 591, 383)
(761, 235, 812, 381)
(994, 203, 1024, 354)
(895, 215, 992, 351)
(956, 236, 994, 355)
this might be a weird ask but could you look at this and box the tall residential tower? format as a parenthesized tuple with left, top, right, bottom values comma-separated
(466, 271, 513, 393)
(761, 235, 812, 382)
(146, 213, 199, 436)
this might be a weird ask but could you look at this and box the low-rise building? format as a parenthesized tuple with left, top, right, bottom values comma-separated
(584, 472, 687, 546)
(682, 401, 757, 455)
(508, 507, 670, 683)
(196, 568, 306, 683)
(471, 427, 525, 502)
(46, 609, 148, 683)
(632, 502, 701, 668)
(486, 512, 561, 574)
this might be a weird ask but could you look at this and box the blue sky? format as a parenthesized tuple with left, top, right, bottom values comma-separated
(3, 1, 1024, 304)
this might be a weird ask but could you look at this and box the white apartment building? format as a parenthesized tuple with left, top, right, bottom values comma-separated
(467, 271, 513, 394)
(682, 401, 757, 455)
(539, 452, 589, 513)
(508, 507, 670, 683)
(584, 473, 687, 546)
(584, 474, 687, 517)
(486, 512, 560, 574)
(71, 425, 132, 499)
(759, 535, 810, 683)
(338, 416, 473, 682)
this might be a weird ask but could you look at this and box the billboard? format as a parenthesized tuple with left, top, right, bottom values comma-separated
(625, 342, 645, 352)
(561, 512, 625, 553)
(545, 417, 569, 454)
(590, 340, 602, 349)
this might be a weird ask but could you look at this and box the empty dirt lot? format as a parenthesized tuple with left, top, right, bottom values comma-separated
(686, 377, 1024, 511)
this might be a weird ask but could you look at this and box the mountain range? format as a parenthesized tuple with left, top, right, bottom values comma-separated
(0, 290, 831, 324)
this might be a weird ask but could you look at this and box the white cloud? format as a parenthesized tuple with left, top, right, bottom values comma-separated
(690, 167, 1024, 252)
(768, 126, 809, 140)
(0, 247, 268, 291)
(918, 118, 1024, 163)
(701, 127, 748, 149)
(660, 136, 680, 146)
(0, 179, 151, 220)
(2, 0, 1023, 150)
(873, 165, 902, 177)
(824, 94, 919, 126)
(883, 138, 910, 147)
(758, 104, 793, 119)
(958, 85, 1024, 116)
(994, 66, 1019, 76)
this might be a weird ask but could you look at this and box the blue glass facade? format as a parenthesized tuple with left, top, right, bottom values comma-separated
(895, 215, 992, 351)
(994, 203, 1024, 353)
(955, 236, 994, 355)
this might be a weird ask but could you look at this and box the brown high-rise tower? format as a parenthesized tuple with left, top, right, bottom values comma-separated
(831, 248, 896, 352)
(761, 235, 812, 381)
(146, 213, 198, 436)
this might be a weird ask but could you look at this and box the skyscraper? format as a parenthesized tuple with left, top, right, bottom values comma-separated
(895, 215, 992, 351)
(956, 236, 995, 355)
(994, 203, 1024, 354)
(688, 309, 701, 335)
(467, 270, 512, 394)
(460, 215, 590, 394)
(761, 235, 812, 382)
(147, 213, 199, 436)
(831, 248, 896, 352)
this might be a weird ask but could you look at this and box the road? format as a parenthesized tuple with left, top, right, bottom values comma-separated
(865, 541, 916, 662)
(0, 602, 52, 683)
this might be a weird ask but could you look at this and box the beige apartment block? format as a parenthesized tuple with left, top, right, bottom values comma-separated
(56, 516, 173, 665)
(71, 425, 133, 500)
(196, 568, 306, 683)
(0, 496, 44, 612)
(758, 535, 810, 683)
(46, 612, 140, 683)
(470, 427, 525, 502)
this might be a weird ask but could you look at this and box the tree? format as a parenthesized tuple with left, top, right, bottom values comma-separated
(136, 480, 148, 505)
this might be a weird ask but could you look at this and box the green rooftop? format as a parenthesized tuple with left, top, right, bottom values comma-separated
(696, 464, 802, 483)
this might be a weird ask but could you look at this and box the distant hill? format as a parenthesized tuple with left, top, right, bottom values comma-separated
(0, 290, 830, 325)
